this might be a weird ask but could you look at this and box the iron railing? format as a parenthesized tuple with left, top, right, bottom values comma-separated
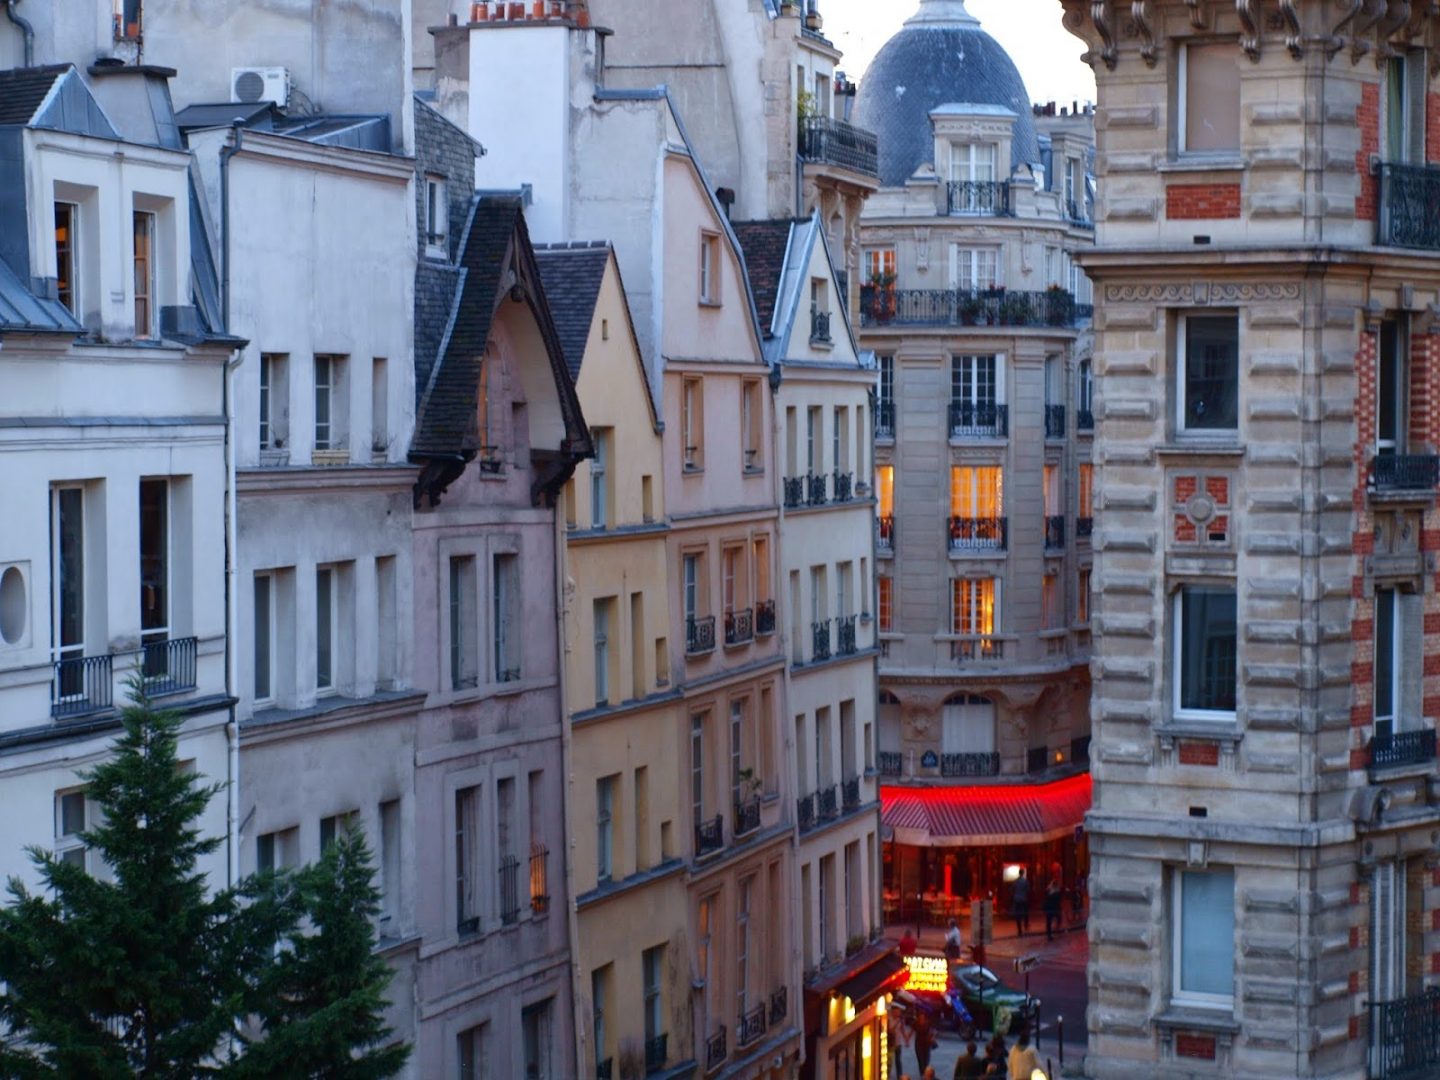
(694, 814, 724, 857)
(949, 516, 1007, 552)
(499, 854, 520, 925)
(1369, 988, 1440, 1078)
(725, 608, 754, 646)
(1370, 729, 1437, 771)
(1376, 161, 1440, 250)
(811, 307, 832, 343)
(1077, 516, 1094, 539)
(876, 401, 895, 439)
(878, 751, 903, 777)
(734, 797, 761, 837)
(783, 476, 805, 508)
(1028, 746, 1051, 775)
(834, 471, 853, 502)
(141, 636, 198, 695)
(769, 986, 788, 1026)
(812, 619, 831, 661)
(817, 785, 838, 818)
(738, 1003, 768, 1048)
(52, 653, 113, 718)
(756, 599, 776, 636)
(947, 180, 1011, 216)
(644, 1033, 668, 1075)
(941, 752, 1001, 777)
(706, 1027, 728, 1072)
(949, 401, 1008, 438)
(1077, 408, 1095, 431)
(687, 615, 716, 656)
(1045, 404, 1066, 439)
(1045, 515, 1066, 549)
(842, 775, 861, 810)
(837, 614, 857, 655)
(799, 115, 880, 177)
(807, 471, 828, 505)
(952, 637, 1005, 662)
(1072, 735, 1092, 766)
(529, 842, 549, 914)
(861, 287, 1078, 329)
(877, 514, 895, 552)
(797, 792, 816, 831)
(1371, 454, 1440, 493)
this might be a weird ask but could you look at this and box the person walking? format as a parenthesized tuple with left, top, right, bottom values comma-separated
(1010, 868, 1030, 937)
(953, 1041, 986, 1079)
(913, 1009, 937, 1075)
(891, 1007, 913, 1078)
(1042, 877, 1062, 942)
(943, 917, 963, 962)
(984, 1033, 1008, 1075)
(1006, 1028, 1040, 1080)
(899, 925, 920, 957)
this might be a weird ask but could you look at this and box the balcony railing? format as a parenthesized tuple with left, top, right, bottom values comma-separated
(811, 307, 832, 344)
(1045, 404, 1066, 439)
(940, 752, 1001, 777)
(947, 180, 1011, 217)
(529, 842, 550, 914)
(756, 599, 776, 636)
(141, 636, 198, 695)
(832, 615, 854, 656)
(1027, 746, 1051, 775)
(949, 401, 1008, 439)
(1376, 161, 1440, 250)
(768, 986, 788, 1027)
(807, 471, 828, 506)
(687, 615, 716, 656)
(798, 115, 879, 177)
(644, 1033, 668, 1075)
(876, 401, 895, 439)
(877, 514, 895, 553)
(1370, 454, 1440, 493)
(812, 619, 831, 662)
(861, 287, 1079, 329)
(797, 792, 815, 831)
(738, 1003, 768, 1048)
(949, 516, 1007, 552)
(1077, 516, 1093, 539)
(705, 1027, 728, 1072)
(1045, 515, 1066, 549)
(834, 471, 853, 502)
(783, 476, 805, 508)
(1370, 728, 1437, 772)
(725, 608, 754, 647)
(499, 854, 520, 925)
(817, 785, 838, 819)
(842, 775, 861, 810)
(1072, 735, 1091, 766)
(951, 636, 1005, 662)
(694, 814, 724, 858)
(1077, 408, 1095, 431)
(734, 797, 761, 838)
(1370, 989, 1440, 1079)
(878, 750, 903, 777)
(52, 653, 114, 718)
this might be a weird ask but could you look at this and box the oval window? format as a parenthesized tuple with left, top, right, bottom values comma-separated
(0, 566, 25, 645)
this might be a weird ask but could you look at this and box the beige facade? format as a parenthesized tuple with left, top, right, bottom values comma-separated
(1059, 2, 1440, 1076)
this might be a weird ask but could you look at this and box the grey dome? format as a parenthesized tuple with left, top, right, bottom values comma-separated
(854, 1, 1040, 188)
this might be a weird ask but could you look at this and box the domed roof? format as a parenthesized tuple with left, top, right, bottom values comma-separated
(854, 0, 1040, 188)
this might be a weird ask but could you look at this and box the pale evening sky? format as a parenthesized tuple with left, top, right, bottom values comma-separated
(820, 0, 1097, 111)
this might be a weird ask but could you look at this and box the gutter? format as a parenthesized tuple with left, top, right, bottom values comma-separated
(4, 0, 33, 68)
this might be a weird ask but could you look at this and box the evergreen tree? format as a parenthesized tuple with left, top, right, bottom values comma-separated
(0, 684, 288, 1078)
(229, 829, 410, 1079)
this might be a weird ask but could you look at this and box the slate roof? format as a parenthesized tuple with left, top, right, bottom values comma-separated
(0, 255, 82, 334)
(174, 101, 276, 133)
(731, 220, 799, 337)
(533, 242, 609, 380)
(0, 64, 69, 126)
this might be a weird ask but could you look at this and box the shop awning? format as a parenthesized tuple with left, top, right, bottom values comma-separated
(833, 951, 908, 1011)
(881, 774, 1091, 847)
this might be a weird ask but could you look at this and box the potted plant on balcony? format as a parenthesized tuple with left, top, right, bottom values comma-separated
(868, 270, 897, 323)
(999, 292, 1032, 326)
(1044, 284, 1073, 326)
(960, 292, 987, 326)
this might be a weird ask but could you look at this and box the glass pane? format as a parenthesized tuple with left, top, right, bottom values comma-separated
(254, 576, 271, 700)
(1184, 316, 1239, 430)
(139, 480, 168, 635)
(1180, 870, 1235, 997)
(316, 569, 333, 688)
(60, 792, 86, 836)
(1376, 589, 1396, 726)
(56, 488, 84, 652)
(1179, 588, 1237, 712)
(1378, 321, 1401, 447)
(1185, 44, 1241, 152)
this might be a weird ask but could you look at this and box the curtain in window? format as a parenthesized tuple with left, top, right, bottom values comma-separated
(1180, 869, 1234, 998)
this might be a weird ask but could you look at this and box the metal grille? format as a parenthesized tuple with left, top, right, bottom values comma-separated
(52, 653, 113, 718)
(798, 116, 879, 177)
(1376, 161, 1440, 250)
(1370, 989, 1440, 1078)
(941, 752, 1001, 777)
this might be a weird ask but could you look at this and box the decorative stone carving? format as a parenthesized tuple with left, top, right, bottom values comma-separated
(1277, 0, 1304, 58)
(1104, 281, 1302, 304)
(1092, 0, 1118, 69)
(1131, 0, 1158, 66)
(1328, 0, 1366, 58)
(1236, 0, 1262, 60)
(914, 226, 931, 273)
(1374, 0, 1413, 59)
(1184, 0, 1208, 28)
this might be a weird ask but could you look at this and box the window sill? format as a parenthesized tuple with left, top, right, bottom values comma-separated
(424, 244, 448, 261)
(699, 299, 722, 309)
(259, 449, 290, 467)
(312, 449, 351, 466)
(1159, 156, 1245, 175)
(682, 465, 705, 476)
(1156, 441, 1244, 459)
(1153, 1006, 1239, 1034)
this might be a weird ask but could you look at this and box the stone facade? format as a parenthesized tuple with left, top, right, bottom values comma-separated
(1059, 2, 1440, 1076)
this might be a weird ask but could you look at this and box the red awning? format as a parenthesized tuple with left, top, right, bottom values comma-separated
(881, 774, 1091, 847)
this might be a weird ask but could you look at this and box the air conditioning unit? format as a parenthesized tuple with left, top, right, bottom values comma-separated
(230, 67, 289, 108)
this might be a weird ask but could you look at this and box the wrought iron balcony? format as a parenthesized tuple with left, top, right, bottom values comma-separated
(876, 401, 895, 439)
(694, 814, 723, 857)
(705, 1027, 728, 1072)
(1077, 516, 1093, 539)
(842, 775, 861, 810)
(783, 476, 804, 508)
(725, 608, 754, 646)
(878, 750, 903, 777)
(755, 599, 776, 636)
(951, 637, 1005, 662)
(1370, 454, 1440, 494)
(861, 287, 1079, 330)
(1376, 161, 1440, 250)
(806, 471, 828, 505)
(949, 400, 1008, 439)
(1369, 988, 1440, 1078)
(1071, 735, 1092, 766)
(811, 619, 831, 662)
(837, 614, 857, 655)
(52, 653, 114, 718)
(817, 785, 838, 819)
(768, 986, 788, 1026)
(949, 516, 1007, 552)
(833, 471, 853, 502)
(644, 1033, 668, 1075)
(1370, 728, 1437, 772)
(686, 614, 716, 656)
(498, 854, 520, 925)
(811, 307, 832, 344)
(947, 180, 1011, 217)
(738, 1003, 768, 1048)
(798, 115, 879, 177)
(141, 636, 198, 695)
(1077, 408, 1095, 431)
(1045, 403, 1066, 439)
(797, 792, 816, 831)
(1045, 514, 1066, 549)
(734, 797, 761, 838)
(1027, 746, 1052, 775)
(877, 514, 895, 552)
(940, 751, 1001, 777)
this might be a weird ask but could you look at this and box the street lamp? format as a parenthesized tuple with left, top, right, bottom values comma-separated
(1030, 1070, 1048, 1080)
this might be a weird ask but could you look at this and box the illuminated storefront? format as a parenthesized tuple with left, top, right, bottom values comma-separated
(802, 948, 907, 1080)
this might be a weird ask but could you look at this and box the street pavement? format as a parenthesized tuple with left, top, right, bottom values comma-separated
(886, 921, 1088, 1079)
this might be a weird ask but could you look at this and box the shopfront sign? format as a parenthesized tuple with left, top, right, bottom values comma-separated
(902, 953, 948, 994)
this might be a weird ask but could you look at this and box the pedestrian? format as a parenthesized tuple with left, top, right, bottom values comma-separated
(943, 917, 963, 962)
(900, 925, 920, 956)
(1042, 877, 1062, 942)
(891, 1006, 913, 1077)
(1011, 868, 1030, 936)
(913, 1009, 937, 1075)
(1071, 875, 1086, 922)
(953, 1040, 986, 1079)
(984, 1032, 1007, 1072)
(1006, 1027, 1040, 1080)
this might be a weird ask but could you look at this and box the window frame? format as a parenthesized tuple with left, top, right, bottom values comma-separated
(1176, 41, 1242, 157)
(1171, 585, 1238, 723)
(253, 572, 274, 703)
(448, 555, 479, 692)
(54, 201, 78, 315)
(593, 598, 611, 707)
(699, 232, 720, 305)
(424, 173, 448, 258)
(455, 784, 481, 935)
(1171, 867, 1236, 1010)
(950, 577, 999, 637)
(315, 564, 337, 694)
(493, 552, 520, 683)
(132, 209, 157, 340)
(596, 775, 614, 882)
(51, 486, 86, 670)
(590, 428, 608, 528)
(1176, 312, 1240, 437)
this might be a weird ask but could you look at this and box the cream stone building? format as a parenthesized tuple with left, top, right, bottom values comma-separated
(1059, 1, 1440, 1076)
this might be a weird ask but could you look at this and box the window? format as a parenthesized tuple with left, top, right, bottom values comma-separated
(1078, 463, 1094, 521)
(259, 354, 289, 451)
(425, 174, 448, 257)
(951, 246, 1000, 291)
(528, 770, 549, 913)
(632, 764, 649, 868)
(596, 775, 615, 882)
(314, 355, 348, 452)
(742, 380, 763, 471)
(1377, 319, 1408, 453)
(752, 535, 771, 610)
(376, 556, 398, 689)
(951, 141, 997, 183)
(836, 562, 851, 619)
(52, 486, 86, 674)
(139, 479, 169, 657)
(458, 1024, 488, 1080)
(833, 406, 849, 476)
(319, 810, 355, 851)
(643, 945, 664, 1045)
(1077, 358, 1093, 422)
(254, 573, 274, 701)
(1173, 586, 1237, 719)
(1385, 52, 1427, 164)
(315, 565, 336, 693)
(477, 349, 498, 465)
(590, 428, 609, 528)
(682, 377, 704, 470)
(699, 233, 720, 304)
(494, 553, 520, 682)
(810, 278, 830, 342)
(630, 592, 646, 699)
(1078, 568, 1091, 624)
(55, 789, 93, 871)
(1178, 43, 1241, 155)
(682, 553, 702, 624)
(691, 712, 706, 831)
(371, 358, 388, 454)
(1042, 573, 1060, 630)
(878, 576, 893, 632)
(951, 355, 999, 408)
(113, 0, 142, 38)
(55, 202, 77, 314)
(697, 895, 715, 1031)
(455, 785, 480, 934)
(1173, 868, 1235, 1007)
(1374, 588, 1423, 738)
(133, 210, 156, 339)
(949, 466, 1004, 526)
(865, 248, 896, 285)
(256, 826, 298, 874)
(806, 406, 821, 474)
(592, 967, 609, 1072)
(878, 354, 894, 411)
(1177, 314, 1239, 433)
(737, 876, 753, 1015)
(449, 556, 478, 690)
(818, 853, 834, 960)
(951, 578, 998, 636)
(593, 599, 612, 706)
(379, 798, 400, 926)
(521, 1000, 552, 1080)
(730, 699, 746, 812)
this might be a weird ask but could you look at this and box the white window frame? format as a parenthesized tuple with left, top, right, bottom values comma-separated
(55, 788, 94, 872)
(699, 233, 719, 304)
(1171, 867, 1236, 1010)
(1176, 313, 1239, 436)
(54, 200, 79, 316)
(951, 246, 1001, 291)
(253, 572, 275, 703)
(951, 577, 1000, 636)
(315, 355, 336, 450)
(691, 712, 705, 830)
(138, 478, 170, 654)
(950, 141, 998, 183)
(425, 174, 448, 258)
(132, 209, 157, 339)
(593, 600, 610, 707)
(1171, 586, 1238, 723)
(315, 565, 337, 694)
(590, 429, 608, 528)
(51, 485, 86, 671)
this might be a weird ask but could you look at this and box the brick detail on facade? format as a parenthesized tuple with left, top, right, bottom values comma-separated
(1357, 82, 1380, 221)
(1178, 740, 1220, 767)
(1166, 182, 1241, 220)
(1175, 1033, 1217, 1060)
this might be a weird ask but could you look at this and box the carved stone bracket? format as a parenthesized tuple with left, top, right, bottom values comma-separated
(1092, 0, 1118, 69)
(1278, 0, 1303, 58)
(1132, 0, 1158, 66)
(1329, 0, 1365, 58)
(1236, 0, 1262, 60)
(1185, 0, 1209, 29)
(1375, 0, 1414, 60)
(1352, 0, 1390, 63)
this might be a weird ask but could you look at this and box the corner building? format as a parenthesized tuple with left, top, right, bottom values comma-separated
(1060, 2, 1440, 1076)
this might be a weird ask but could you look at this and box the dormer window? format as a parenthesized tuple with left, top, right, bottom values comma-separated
(424, 174, 448, 259)
(809, 278, 831, 344)
(54, 203, 77, 314)
(133, 210, 156, 340)
(699, 232, 720, 305)
(949, 143, 1002, 214)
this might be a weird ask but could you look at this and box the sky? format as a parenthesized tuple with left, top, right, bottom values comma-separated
(820, 0, 1097, 110)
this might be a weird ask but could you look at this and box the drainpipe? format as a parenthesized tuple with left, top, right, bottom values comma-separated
(219, 126, 244, 330)
(4, 0, 33, 67)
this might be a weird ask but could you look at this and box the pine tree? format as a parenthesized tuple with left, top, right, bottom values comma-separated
(229, 829, 410, 1079)
(0, 683, 289, 1078)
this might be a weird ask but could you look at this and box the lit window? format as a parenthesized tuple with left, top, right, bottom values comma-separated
(951, 578, 998, 636)
(1172, 868, 1235, 1008)
(133, 210, 156, 339)
(878, 576, 893, 633)
(1173, 586, 1237, 719)
(54, 202, 77, 314)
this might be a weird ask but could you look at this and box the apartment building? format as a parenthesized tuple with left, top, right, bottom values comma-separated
(854, 0, 1096, 918)
(1059, 2, 1440, 1076)
(0, 62, 235, 898)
